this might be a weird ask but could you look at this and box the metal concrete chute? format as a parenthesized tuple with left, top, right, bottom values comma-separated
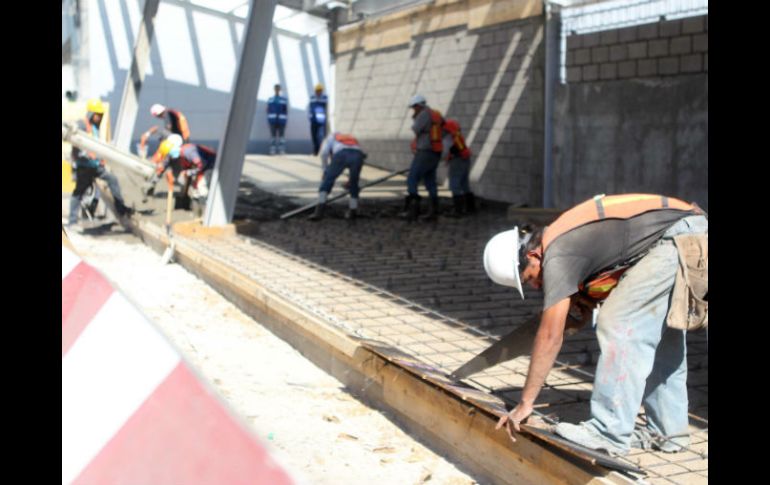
(62, 122, 155, 178)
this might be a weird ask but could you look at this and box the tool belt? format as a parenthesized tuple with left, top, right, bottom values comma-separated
(666, 233, 708, 330)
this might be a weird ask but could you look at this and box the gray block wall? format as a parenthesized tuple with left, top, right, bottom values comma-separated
(565, 15, 708, 83)
(334, 17, 545, 206)
(554, 15, 708, 210)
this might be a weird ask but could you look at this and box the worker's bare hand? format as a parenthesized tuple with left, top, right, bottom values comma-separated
(495, 402, 534, 443)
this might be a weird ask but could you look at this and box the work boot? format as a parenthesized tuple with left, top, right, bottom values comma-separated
(398, 195, 418, 221)
(308, 203, 325, 221)
(445, 195, 465, 218)
(408, 195, 422, 221)
(269, 145, 277, 155)
(420, 197, 439, 222)
(115, 201, 134, 217)
(465, 192, 477, 214)
(345, 208, 357, 220)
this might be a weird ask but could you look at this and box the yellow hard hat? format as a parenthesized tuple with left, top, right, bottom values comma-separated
(158, 139, 173, 158)
(314, 83, 324, 91)
(86, 98, 105, 115)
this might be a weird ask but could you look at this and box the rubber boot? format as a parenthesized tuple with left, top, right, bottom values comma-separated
(308, 203, 325, 221)
(465, 192, 477, 214)
(420, 197, 439, 222)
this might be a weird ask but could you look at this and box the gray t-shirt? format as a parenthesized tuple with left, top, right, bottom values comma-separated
(541, 209, 695, 310)
(411, 108, 433, 150)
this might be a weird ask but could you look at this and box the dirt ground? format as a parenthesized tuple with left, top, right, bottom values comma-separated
(65, 228, 481, 485)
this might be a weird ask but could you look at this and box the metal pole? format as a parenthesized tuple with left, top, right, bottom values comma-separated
(204, 0, 278, 226)
(63, 123, 155, 178)
(280, 168, 409, 220)
(543, 1, 560, 209)
(113, 0, 161, 153)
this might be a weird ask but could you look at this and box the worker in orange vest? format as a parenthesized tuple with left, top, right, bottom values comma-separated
(441, 118, 477, 217)
(400, 95, 444, 222)
(484, 194, 707, 456)
(150, 103, 191, 143)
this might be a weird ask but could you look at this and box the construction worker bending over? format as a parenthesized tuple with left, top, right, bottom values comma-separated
(150, 103, 191, 143)
(484, 194, 707, 456)
(400, 95, 444, 222)
(442, 118, 477, 217)
(144, 134, 216, 209)
(309, 132, 367, 221)
(267, 84, 288, 155)
(68, 98, 133, 229)
(308, 84, 328, 155)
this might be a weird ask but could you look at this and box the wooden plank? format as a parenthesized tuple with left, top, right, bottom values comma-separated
(170, 219, 236, 238)
(468, 0, 543, 30)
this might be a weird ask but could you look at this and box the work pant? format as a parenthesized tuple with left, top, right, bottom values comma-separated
(407, 149, 441, 198)
(269, 123, 286, 152)
(586, 214, 708, 453)
(68, 165, 126, 224)
(319, 149, 364, 198)
(448, 157, 471, 196)
(311, 122, 326, 155)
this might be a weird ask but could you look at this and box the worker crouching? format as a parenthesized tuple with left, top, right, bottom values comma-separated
(309, 132, 367, 221)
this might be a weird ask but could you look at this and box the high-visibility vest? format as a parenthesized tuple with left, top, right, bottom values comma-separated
(80, 117, 103, 166)
(449, 131, 471, 159)
(267, 96, 288, 123)
(168, 109, 191, 142)
(543, 194, 702, 301)
(428, 109, 444, 153)
(334, 133, 359, 146)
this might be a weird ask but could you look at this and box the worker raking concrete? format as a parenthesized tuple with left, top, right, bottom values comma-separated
(483, 194, 707, 456)
(143, 134, 216, 213)
(400, 94, 444, 222)
(308, 132, 367, 221)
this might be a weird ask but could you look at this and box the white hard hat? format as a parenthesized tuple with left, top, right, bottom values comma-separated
(483, 227, 532, 299)
(408, 94, 427, 107)
(166, 133, 183, 149)
(150, 103, 166, 117)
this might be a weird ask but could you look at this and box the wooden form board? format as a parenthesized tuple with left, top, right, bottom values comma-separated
(334, 0, 543, 54)
(128, 220, 638, 485)
(358, 338, 644, 476)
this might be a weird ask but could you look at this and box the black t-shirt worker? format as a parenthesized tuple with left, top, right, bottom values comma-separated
(483, 194, 707, 456)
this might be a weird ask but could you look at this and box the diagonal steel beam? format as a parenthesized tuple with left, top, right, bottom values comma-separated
(113, 0, 160, 153)
(204, 0, 277, 226)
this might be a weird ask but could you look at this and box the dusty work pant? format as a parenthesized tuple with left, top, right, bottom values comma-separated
(448, 157, 471, 196)
(319, 149, 364, 198)
(407, 149, 441, 198)
(68, 165, 127, 224)
(586, 214, 708, 453)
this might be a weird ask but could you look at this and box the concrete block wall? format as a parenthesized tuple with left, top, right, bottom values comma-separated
(565, 15, 707, 82)
(552, 15, 708, 211)
(335, 17, 545, 206)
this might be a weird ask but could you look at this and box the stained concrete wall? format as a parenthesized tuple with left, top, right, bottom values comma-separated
(334, 1, 545, 206)
(554, 15, 708, 210)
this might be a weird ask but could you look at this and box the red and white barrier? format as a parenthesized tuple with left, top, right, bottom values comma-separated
(62, 245, 295, 485)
